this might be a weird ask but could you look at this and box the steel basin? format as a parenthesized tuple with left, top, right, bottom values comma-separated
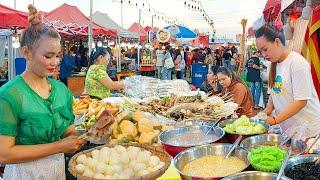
(221, 171, 291, 180)
(173, 143, 250, 180)
(159, 125, 225, 157)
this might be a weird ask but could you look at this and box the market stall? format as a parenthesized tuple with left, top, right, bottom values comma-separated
(2, 2, 320, 180)
(43, 3, 118, 39)
(92, 11, 139, 40)
(92, 11, 138, 80)
(128, 22, 147, 42)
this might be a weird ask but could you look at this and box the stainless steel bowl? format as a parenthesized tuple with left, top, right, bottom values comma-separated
(173, 143, 250, 180)
(221, 171, 292, 180)
(240, 134, 306, 156)
(159, 125, 225, 157)
(219, 119, 270, 143)
(284, 154, 320, 178)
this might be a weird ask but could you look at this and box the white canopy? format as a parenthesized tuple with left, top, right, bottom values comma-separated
(92, 11, 139, 39)
(281, 0, 298, 12)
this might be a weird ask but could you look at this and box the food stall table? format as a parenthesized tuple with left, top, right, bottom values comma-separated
(140, 64, 155, 77)
(116, 71, 136, 81)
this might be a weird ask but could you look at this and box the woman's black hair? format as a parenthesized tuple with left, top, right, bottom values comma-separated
(216, 66, 244, 85)
(210, 65, 220, 75)
(89, 47, 110, 66)
(255, 24, 286, 88)
(207, 48, 212, 55)
(21, 5, 61, 50)
(165, 45, 171, 51)
(70, 46, 78, 54)
(255, 24, 285, 46)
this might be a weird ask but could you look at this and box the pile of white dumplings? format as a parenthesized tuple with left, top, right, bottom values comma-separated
(75, 145, 165, 179)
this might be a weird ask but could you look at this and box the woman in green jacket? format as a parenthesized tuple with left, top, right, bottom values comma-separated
(0, 5, 85, 180)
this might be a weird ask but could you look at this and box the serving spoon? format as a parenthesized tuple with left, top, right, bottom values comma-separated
(276, 146, 292, 180)
(225, 135, 242, 158)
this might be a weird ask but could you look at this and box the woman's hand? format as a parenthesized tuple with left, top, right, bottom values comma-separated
(57, 136, 85, 154)
(266, 116, 277, 125)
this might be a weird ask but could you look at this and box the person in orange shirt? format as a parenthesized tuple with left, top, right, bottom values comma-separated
(217, 66, 254, 117)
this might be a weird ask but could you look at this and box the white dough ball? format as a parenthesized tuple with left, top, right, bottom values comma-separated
(75, 164, 85, 173)
(82, 157, 91, 166)
(123, 168, 134, 177)
(109, 148, 117, 156)
(94, 173, 105, 179)
(100, 147, 111, 153)
(91, 149, 100, 160)
(112, 164, 122, 174)
(129, 160, 138, 169)
(137, 169, 149, 176)
(149, 156, 160, 167)
(76, 154, 87, 164)
(127, 146, 140, 152)
(143, 150, 152, 157)
(113, 173, 119, 179)
(83, 168, 94, 178)
(134, 163, 147, 172)
(95, 162, 108, 173)
(127, 151, 136, 161)
(120, 152, 130, 164)
(88, 158, 99, 171)
(100, 152, 110, 164)
(114, 145, 126, 154)
(147, 166, 154, 173)
(137, 151, 148, 163)
(154, 162, 165, 170)
(104, 165, 114, 175)
(109, 155, 121, 165)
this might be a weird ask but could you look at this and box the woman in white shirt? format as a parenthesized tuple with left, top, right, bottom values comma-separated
(255, 24, 320, 140)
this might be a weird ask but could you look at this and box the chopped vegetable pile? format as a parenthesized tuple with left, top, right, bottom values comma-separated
(223, 115, 266, 134)
(248, 146, 286, 172)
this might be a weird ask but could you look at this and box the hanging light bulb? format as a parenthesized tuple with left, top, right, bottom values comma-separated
(128, 0, 131, 4)
(148, 8, 150, 12)
(135, 2, 138, 7)
(143, 3, 144, 7)
(184, 1, 186, 6)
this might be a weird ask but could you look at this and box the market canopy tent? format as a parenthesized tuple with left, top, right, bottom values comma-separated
(128, 22, 147, 41)
(144, 26, 159, 32)
(263, 0, 283, 29)
(164, 25, 197, 39)
(0, 4, 28, 29)
(92, 11, 138, 39)
(43, 3, 117, 38)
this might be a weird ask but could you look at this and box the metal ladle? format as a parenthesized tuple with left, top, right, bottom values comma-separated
(225, 135, 243, 158)
(276, 147, 292, 180)
(205, 118, 223, 136)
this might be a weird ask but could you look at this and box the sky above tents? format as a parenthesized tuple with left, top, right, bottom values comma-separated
(1, 0, 267, 39)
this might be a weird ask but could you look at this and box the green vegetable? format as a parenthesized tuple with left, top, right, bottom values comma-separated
(248, 146, 286, 172)
(223, 115, 265, 134)
(162, 96, 169, 103)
